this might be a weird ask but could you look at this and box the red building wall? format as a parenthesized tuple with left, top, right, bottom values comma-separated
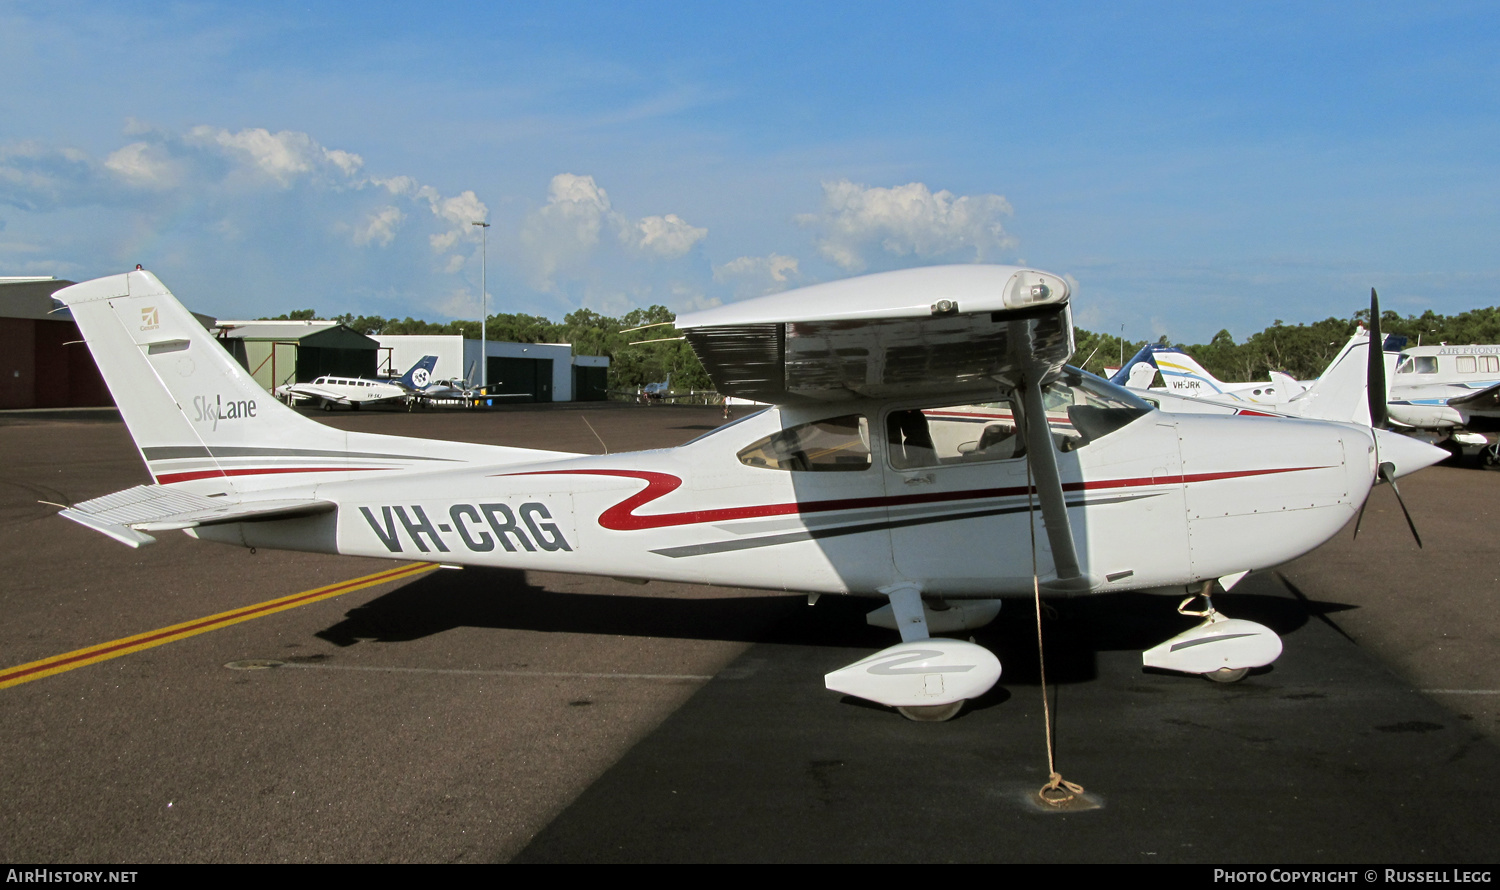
(0, 317, 113, 409)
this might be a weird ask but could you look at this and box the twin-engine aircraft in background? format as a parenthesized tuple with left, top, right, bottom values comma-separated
(1384, 345, 1500, 467)
(274, 355, 439, 411)
(52, 266, 1443, 722)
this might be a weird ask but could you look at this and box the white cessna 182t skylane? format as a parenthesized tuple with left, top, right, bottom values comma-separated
(53, 265, 1444, 721)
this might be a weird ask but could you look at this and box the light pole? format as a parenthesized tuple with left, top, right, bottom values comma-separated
(472, 221, 490, 392)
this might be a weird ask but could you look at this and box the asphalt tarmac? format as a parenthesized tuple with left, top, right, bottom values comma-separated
(1, 404, 1496, 863)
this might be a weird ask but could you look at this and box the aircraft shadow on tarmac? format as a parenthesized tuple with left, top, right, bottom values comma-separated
(316, 567, 1357, 688)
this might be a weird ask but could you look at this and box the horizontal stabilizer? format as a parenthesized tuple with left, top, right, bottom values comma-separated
(60, 484, 335, 546)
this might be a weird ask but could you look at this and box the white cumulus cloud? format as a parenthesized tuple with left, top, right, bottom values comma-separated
(628, 214, 707, 258)
(353, 205, 404, 247)
(519, 173, 706, 290)
(185, 126, 365, 187)
(713, 253, 801, 299)
(798, 179, 1016, 271)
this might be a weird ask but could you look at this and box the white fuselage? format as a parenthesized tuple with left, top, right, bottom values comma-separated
(276, 376, 409, 407)
(194, 402, 1379, 599)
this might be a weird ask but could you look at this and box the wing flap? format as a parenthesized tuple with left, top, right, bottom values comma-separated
(60, 484, 335, 546)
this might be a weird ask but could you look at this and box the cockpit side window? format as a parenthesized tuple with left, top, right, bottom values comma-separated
(884, 369, 1150, 470)
(738, 415, 871, 471)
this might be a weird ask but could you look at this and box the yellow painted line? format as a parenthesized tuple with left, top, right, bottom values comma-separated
(0, 562, 438, 690)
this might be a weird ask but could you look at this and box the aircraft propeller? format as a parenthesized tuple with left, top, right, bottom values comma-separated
(1354, 287, 1423, 547)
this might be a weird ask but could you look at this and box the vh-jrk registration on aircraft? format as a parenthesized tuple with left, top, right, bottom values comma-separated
(52, 265, 1445, 721)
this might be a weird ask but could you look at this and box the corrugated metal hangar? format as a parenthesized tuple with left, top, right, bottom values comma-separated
(214, 320, 382, 391)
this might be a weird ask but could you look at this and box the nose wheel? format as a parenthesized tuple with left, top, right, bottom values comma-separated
(1205, 666, 1250, 684)
(897, 701, 965, 722)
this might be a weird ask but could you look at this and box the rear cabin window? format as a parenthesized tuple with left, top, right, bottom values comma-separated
(738, 415, 871, 471)
(1458, 356, 1477, 374)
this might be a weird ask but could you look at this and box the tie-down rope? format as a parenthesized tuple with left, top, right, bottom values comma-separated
(1026, 429, 1084, 807)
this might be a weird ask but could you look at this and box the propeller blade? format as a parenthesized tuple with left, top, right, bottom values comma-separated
(1378, 462, 1424, 548)
(1352, 493, 1369, 540)
(1367, 288, 1388, 430)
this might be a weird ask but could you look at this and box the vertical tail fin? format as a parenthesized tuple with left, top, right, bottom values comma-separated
(52, 271, 466, 491)
(397, 355, 439, 391)
(1284, 327, 1397, 424)
(1108, 343, 1161, 388)
(1150, 347, 1230, 397)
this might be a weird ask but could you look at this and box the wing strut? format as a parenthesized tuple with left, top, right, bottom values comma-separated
(1016, 356, 1089, 594)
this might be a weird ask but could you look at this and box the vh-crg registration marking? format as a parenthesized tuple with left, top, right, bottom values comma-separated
(358, 502, 572, 554)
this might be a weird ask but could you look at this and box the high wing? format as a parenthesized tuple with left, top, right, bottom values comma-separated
(675, 265, 1074, 405)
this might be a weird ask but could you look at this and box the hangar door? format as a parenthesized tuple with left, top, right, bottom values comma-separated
(487, 357, 553, 403)
(573, 365, 608, 401)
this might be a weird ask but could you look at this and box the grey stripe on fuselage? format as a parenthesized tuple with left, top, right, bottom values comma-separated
(653, 491, 1160, 558)
(141, 446, 458, 462)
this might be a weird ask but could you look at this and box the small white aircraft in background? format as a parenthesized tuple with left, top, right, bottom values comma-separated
(1113, 344, 1306, 405)
(52, 267, 1443, 722)
(275, 355, 438, 411)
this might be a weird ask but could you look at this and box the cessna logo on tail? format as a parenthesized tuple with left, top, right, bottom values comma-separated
(358, 502, 572, 554)
(191, 394, 258, 431)
(140, 307, 159, 331)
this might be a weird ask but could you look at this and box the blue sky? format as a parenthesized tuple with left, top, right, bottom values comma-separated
(2, 1, 1497, 344)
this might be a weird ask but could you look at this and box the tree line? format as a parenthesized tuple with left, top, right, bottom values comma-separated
(1074, 305, 1500, 382)
(266, 301, 1500, 393)
(263, 307, 711, 392)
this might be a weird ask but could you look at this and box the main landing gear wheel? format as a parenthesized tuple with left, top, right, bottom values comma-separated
(897, 701, 964, 722)
(1205, 667, 1249, 684)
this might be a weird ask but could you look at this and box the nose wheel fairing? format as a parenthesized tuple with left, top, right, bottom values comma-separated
(1142, 609, 1283, 680)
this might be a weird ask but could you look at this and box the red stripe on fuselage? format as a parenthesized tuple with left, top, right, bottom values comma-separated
(501, 466, 1327, 532)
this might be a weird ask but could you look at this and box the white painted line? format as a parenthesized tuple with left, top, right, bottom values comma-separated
(275, 662, 713, 681)
(1420, 689, 1500, 695)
